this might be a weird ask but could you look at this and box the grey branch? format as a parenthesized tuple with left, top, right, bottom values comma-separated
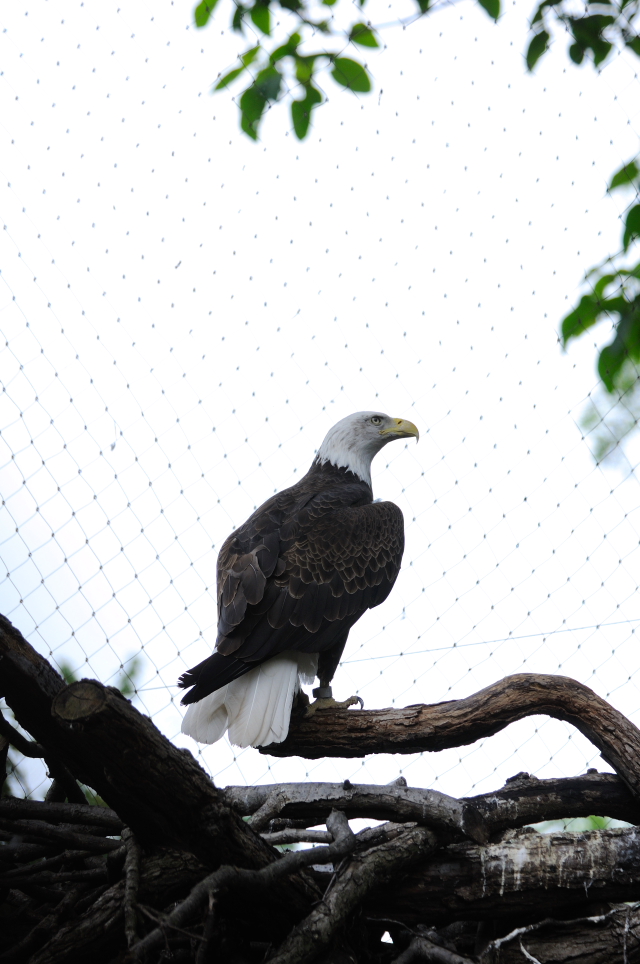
(231, 779, 488, 843)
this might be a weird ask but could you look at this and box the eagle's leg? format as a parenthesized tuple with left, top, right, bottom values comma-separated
(305, 640, 364, 716)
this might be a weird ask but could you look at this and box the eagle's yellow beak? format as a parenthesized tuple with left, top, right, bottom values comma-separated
(380, 418, 420, 441)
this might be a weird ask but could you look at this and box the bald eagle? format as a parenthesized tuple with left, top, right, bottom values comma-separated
(179, 411, 419, 748)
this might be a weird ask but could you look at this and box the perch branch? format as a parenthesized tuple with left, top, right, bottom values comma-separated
(262, 673, 640, 798)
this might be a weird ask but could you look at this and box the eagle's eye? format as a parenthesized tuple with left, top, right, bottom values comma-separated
(370, 415, 383, 425)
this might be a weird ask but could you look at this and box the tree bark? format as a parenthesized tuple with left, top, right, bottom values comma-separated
(264, 674, 640, 799)
(480, 904, 640, 963)
(0, 614, 318, 917)
(223, 771, 640, 835)
(364, 826, 640, 925)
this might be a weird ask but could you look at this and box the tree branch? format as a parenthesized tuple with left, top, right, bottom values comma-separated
(224, 771, 639, 836)
(269, 824, 439, 964)
(263, 673, 640, 799)
(235, 779, 487, 843)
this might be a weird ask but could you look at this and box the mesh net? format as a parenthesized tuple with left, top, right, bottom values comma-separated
(1, 0, 639, 803)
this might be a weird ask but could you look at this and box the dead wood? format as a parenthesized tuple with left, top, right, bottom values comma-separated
(268, 824, 439, 964)
(364, 826, 640, 926)
(480, 903, 640, 963)
(0, 614, 318, 920)
(264, 674, 640, 798)
(227, 779, 488, 843)
(224, 771, 639, 836)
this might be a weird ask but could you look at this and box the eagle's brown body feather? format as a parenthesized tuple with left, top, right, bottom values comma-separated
(178, 460, 404, 706)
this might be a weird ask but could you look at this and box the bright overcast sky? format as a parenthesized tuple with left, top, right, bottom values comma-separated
(1, 0, 640, 800)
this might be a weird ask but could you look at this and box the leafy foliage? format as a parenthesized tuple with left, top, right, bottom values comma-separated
(197, 0, 501, 140)
(526, 0, 639, 73)
(560, 157, 640, 409)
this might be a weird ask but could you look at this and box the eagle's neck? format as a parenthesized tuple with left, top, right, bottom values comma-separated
(314, 431, 382, 488)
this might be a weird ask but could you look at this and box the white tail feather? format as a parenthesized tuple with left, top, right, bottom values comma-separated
(181, 651, 318, 748)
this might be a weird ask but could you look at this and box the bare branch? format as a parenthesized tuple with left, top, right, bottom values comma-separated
(228, 780, 488, 843)
(130, 809, 356, 960)
(0, 798, 123, 832)
(0, 817, 121, 854)
(264, 673, 640, 800)
(269, 824, 439, 964)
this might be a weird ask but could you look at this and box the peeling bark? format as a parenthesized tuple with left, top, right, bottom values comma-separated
(365, 827, 640, 925)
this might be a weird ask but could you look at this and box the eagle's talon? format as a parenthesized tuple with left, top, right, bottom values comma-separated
(305, 694, 364, 718)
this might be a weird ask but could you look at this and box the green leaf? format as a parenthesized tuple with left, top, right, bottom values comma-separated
(322, 0, 339, 6)
(477, 0, 500, 19)
(279, 0, 303, 10)
(255, 65, 282, 101)
(531, 0, 557, 26)
(331, 58, 371, 93)
(569, 42, 584, 64)
(416, 0, 431, 10)
(216, 66, 247, 89)
(561, 294, 603, 344)
(526, 30, 549, 71)
(593, 273, 616, 299)
(270, 33, 301, 62)
(214, 45, 261, 90)
(194, 0, 220, 27)
(232, 4, 247, 31)
(626, 36, 640, 57)
(623, 205, 640, 251)
(349, 22, 379, 47)
(569, 15, 614, 66)
(291, 85, 323, 138)
(240, 85, 267, 139)
(295, 56, 317, 83)
(609, 160, 640, 191)
(250, 2, 271, 36)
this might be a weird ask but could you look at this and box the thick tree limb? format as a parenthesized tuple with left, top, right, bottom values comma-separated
(224, 771, 639, 837)
(268, 824, 439, 964)
(365, 826, 640, 925)
(130, 810, 356, 960)
(0, 614, 318, 924)
(264, 674, 640, 798)
(480, 903, 640, 963)
(232, 780, 488, 843)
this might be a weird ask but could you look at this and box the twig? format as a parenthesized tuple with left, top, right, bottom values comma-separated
(122, 827, 142, 948)
(0, 711, 85, 803)
(130, 810, 355, 960)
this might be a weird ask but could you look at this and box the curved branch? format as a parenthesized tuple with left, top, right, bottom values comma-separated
(262, 674, 640, 797)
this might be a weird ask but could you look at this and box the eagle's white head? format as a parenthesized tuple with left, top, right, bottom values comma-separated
(315, 411, 419, 486)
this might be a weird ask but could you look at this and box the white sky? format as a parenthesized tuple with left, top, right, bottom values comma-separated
(1, 0, 640, 801)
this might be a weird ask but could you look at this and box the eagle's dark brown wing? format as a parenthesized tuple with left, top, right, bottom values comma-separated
(178, 463, 404, 704)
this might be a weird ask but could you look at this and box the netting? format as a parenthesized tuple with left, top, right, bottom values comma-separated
(1, 0, 639, 804)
